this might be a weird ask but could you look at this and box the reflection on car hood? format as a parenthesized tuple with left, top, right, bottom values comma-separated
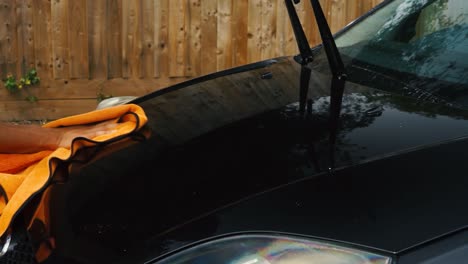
(48, 57, 468, 263)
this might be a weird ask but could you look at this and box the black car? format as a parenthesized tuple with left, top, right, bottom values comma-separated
(2, 0, 468, 263)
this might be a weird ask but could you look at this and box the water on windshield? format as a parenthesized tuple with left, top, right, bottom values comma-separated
(335, 0, 468, 108)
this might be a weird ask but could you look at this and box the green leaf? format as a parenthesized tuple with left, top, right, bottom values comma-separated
(25, 95, 38, 103)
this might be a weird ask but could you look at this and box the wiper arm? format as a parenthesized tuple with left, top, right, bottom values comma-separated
(284, 0, 314, 65)
(308, 0, 346, 79)
(307, 0, 347, 170)
(285, 0, 347, 114)
(286, 0, 347, 170)
(285, 0, 314, 115)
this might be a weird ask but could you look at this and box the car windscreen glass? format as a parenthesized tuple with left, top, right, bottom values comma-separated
(335, 0, 468, 108)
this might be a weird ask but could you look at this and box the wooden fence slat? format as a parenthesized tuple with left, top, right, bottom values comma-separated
(168, 0, 188, 77)
(0, 0, 18, 79)
(183, 1, 192, 76)
(248, 0, 263, 63)
(51, 0, 69, 79)
(361, 0, 376, 16)
(275, 0, 293, 57)
(275, 0, 286, 56)
(217, 1, 232, 70)
(304, 0, 320, 46)
(200, 0, 217, 75)
(260, 0, 277, 60)
(327, 0, 347, 33)
(121, 0, 129, 78)
(88, 0, 107, 79)
(107, 0, 123, 78)
(32, 0, 52, 80)
(232, 0, 248, 67)
(372, 0, 385, 9)
(154, 0, 169, 78)
(68, 0, 88, 79)
(122, 0, 142, 78)
(16, 0, 35, 76)
(141, 0, 155, 78)
(280, 0, 314, 56)
(188, 0, 201, 76)
(346, 1, 359, 25)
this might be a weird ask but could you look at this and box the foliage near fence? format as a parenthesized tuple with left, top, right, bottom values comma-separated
(0, 0, 383, 121)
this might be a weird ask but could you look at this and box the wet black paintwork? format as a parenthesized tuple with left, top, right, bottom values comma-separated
(42, 52, 468, 263)
(36, 0, 468, 261)
(141, 136, 468, 263)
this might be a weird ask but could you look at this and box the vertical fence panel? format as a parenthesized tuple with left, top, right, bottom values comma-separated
(188, 0, 202, 76)
(200, 0, 217, 75)
(361, 0, 377, 15)
(88, 0, 107, 79)
(248, 0, 263, 63)
(142, 0, 155, 78)
(217, 1, 232, 70)
(32, 0, 52, 80)
(68, 0, 88, 79)
(232, 0, 248, 67)
(51, 0, 69, 79)
(261, 0, 277, 59)
(276, 0, 294, 57)
(168, 0, 188, 77)
(154, 0, 169, 78)
(373, 0, 385, 8)
(328, 0, 348, 33)
(289, 0, 314, 56)
(122, 0, 142, 78)
(16, 0, 35, 75)
(346, 1, 361, 24)
(107, 0, 122, 78)
(121, 0, 129, 78)
(304, 0, 320, 45)
(183, 1, 192, 76)
(0, 0, 18, 78)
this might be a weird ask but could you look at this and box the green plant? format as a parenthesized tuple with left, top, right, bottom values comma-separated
(3, 69, 40, 102)
(96, 88, 113, 102)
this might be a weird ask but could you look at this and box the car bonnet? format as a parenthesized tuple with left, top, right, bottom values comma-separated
(46, 56, 468, 262)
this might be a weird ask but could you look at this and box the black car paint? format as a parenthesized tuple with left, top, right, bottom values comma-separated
(36, 0, 468, 262)
(39, 52, 468, 263)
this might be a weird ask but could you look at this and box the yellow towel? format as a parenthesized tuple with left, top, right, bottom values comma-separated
(0, 104, 148, 241)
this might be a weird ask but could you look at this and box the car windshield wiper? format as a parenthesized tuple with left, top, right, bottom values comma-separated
(285, 0, 347, 110)
(285, 0, 347, 169)
(284, 0, 314, 115)
(308, 0, 346, 79)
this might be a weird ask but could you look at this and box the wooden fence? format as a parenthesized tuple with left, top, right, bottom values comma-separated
(0, 0, 383, 121)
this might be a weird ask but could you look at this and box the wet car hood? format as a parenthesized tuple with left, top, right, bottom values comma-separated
(47, 56, 468, 263)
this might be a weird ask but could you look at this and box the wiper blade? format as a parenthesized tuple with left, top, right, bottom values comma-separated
(285, 0, 347, 170)
(285, 0, 347, 115)
(308, 0, 346, 79)
(284, 0, 314, 65)
(306, 0, 347, 170)
(285, 0, 314, 115)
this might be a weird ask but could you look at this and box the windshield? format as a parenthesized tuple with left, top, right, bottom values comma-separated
(334, 0, 468, 108)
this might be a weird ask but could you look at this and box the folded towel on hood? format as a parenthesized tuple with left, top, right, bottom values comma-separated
(0, 104, 148, 241)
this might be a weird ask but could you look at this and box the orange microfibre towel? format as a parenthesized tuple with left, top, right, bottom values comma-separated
(0, 104, 147, 239)
(0, 151, 52, 174)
